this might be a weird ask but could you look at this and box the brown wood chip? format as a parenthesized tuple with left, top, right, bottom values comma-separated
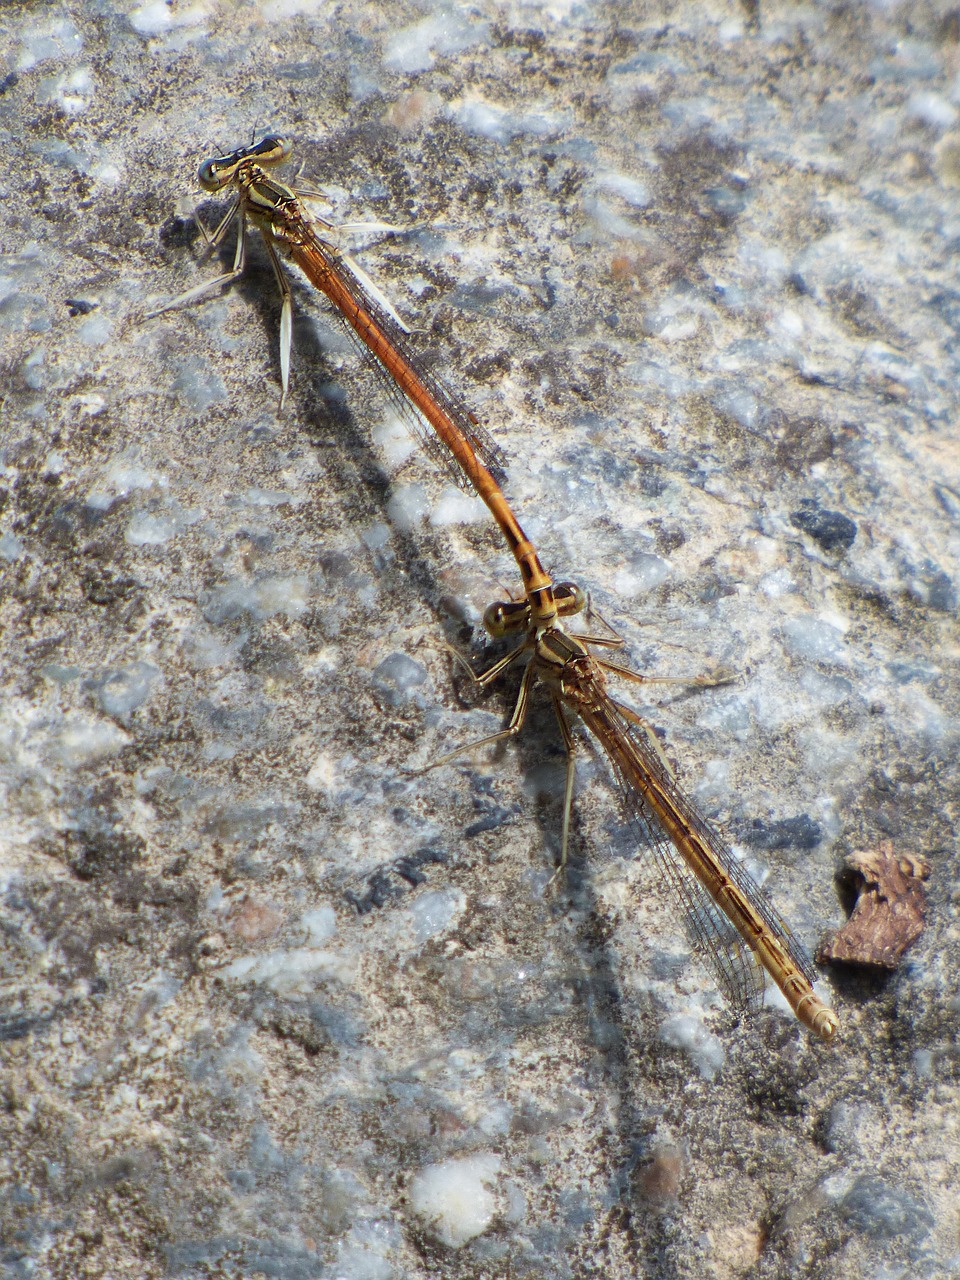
(817, 842, 931, 970)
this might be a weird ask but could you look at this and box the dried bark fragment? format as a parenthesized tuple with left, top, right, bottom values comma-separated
(818, 843, 931, 969)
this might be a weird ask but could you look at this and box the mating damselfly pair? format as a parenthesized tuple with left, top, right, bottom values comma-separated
(147, 135, 839, 1043)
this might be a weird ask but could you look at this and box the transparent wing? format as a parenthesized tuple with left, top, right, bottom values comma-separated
(576, 688, 816, 1018)
(291, 215, 508, 492)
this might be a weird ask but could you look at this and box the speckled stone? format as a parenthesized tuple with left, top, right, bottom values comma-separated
(1, 3, 957, 1279)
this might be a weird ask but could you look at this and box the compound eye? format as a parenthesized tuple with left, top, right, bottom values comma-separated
(257, 135, 293, 163)
(483, 603, 509, 637)
(555, 581, 586, 616)
(198, 157, 226, 191)
(484, 599, 530, 637)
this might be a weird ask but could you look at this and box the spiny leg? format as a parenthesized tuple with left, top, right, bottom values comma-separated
(586, 660, 737, 783)
(413, 644, 536, 775)
(473, 637, 533, 688)
(200, 196, 244, 249)
(608, 696, 679, 781)
(145, 198, 245, 318)
(436, 634, 530, 689)
(578, 592, 626, 650)
(576, 592, 739, 686)
(594, 653, 736, 689)
(572, 632, 626, 651)
(575, 603, 735, 681)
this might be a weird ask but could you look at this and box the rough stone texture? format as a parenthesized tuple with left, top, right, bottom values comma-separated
(1, 2, 957, 1278)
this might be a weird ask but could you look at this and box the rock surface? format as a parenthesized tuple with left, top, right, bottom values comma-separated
(1, 3, 957, 1278)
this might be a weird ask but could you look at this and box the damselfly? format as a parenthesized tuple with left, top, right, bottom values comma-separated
(150, 136, 840, 1041)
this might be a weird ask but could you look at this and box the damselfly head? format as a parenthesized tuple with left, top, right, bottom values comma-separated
(198, 135, 293, 192)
